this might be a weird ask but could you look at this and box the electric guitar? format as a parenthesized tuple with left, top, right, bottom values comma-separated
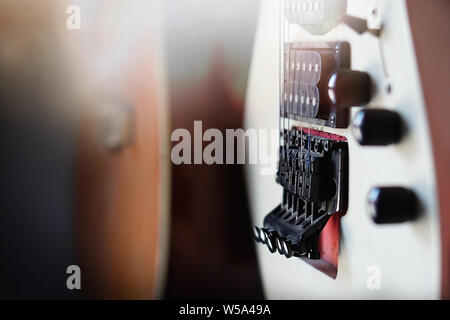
(245, 0, 450, 299)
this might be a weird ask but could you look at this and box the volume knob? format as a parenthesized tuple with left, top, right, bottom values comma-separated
(328, 69, 373, 108)
(353, 109, 403, 146)
(367, 187, 419, 224)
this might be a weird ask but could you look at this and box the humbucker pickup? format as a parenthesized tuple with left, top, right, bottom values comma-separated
(282, 42, 351, 128)
(284, 0, 347, 35)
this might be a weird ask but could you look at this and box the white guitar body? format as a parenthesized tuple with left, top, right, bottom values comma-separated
(245, 0, 441, 299)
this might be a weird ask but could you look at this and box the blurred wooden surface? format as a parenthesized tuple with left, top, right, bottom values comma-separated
(73, 2, 167, 299)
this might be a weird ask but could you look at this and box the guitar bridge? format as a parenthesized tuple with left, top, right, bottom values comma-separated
(253, 128, 348, 264)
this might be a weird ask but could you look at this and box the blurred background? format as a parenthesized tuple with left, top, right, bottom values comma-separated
(162, 0, 263, 299)
(0, 0, 263, 299)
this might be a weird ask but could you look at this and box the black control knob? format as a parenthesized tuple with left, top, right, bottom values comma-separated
(328, 69, 372, 108)
(367, 187, 419, 224)
(353, 109, 403, 146)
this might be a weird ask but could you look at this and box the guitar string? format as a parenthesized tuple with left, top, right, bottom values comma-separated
(286, 0, 291, 213)
(279, 0, 283, 191)
(282, 0, 286, 210)
(298, 3, 305, 218)
(295, 7, 302, 220)
(282, 0, 285, 161)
